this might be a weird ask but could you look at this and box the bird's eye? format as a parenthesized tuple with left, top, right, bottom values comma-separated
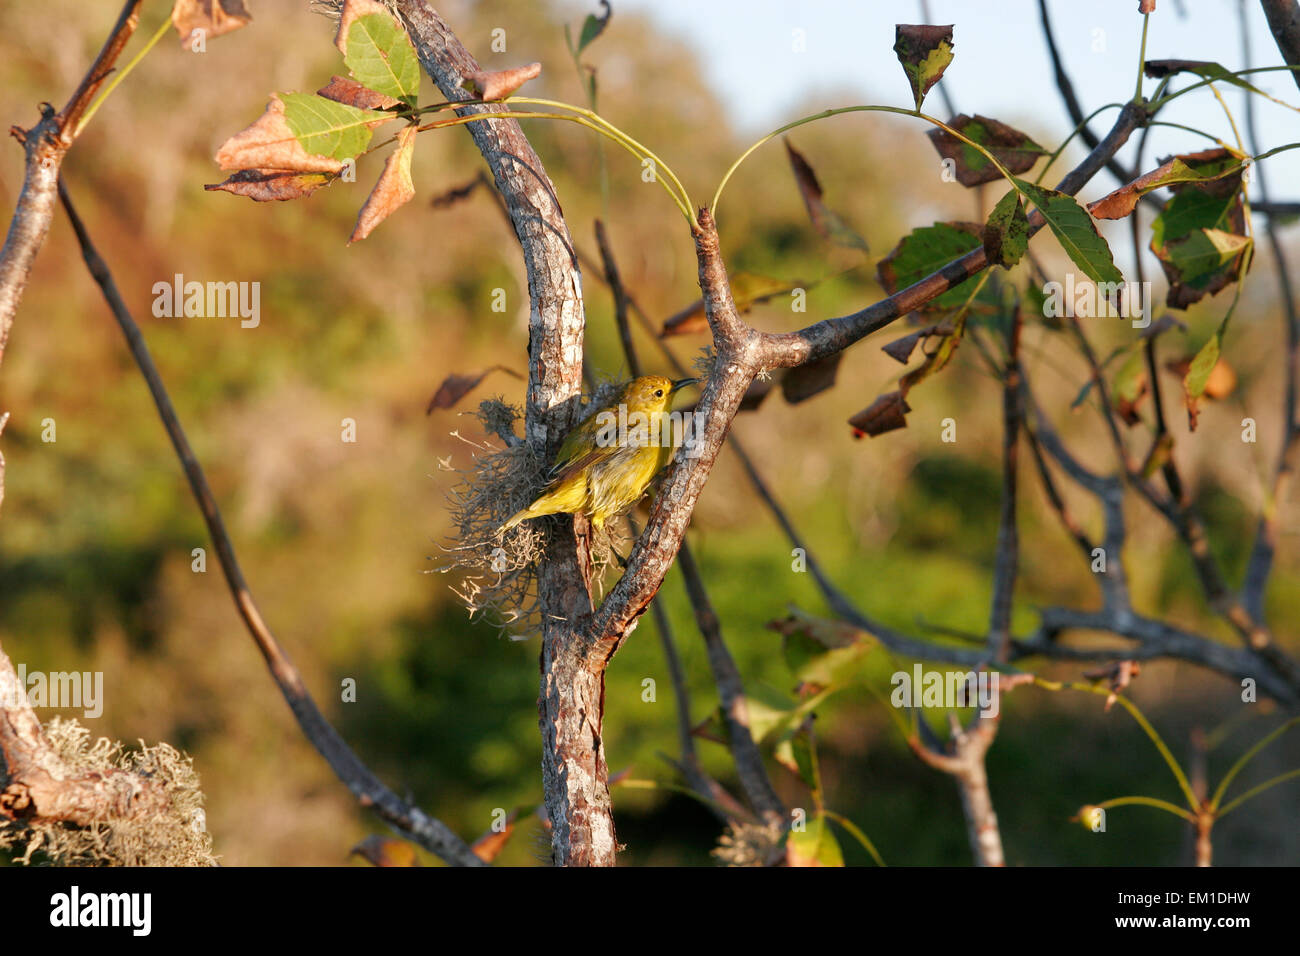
(654, 389, 664, 397)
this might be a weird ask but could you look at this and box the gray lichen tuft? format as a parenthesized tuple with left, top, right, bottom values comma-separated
(0, 718, 217, 867)
(435, 397, 626, 634)
(711, 819, 786, 867)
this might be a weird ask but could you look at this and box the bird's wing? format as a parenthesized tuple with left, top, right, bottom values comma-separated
(547, 409, 615, 477)
(544, 447, 607, 491)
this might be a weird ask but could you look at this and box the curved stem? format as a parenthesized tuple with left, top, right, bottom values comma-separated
(1216, 767, 1300, 817)
(1096, 794, 1199, 824)
(512, 97, 694, 215)
(1145, 120, 1232, 145)
(1035, 103, 1126, 184)
(1149, 64, 1300, 113)
(1209, 714, 1300, 811)
(415, 108, 693, 222)
(1134, 13, 1152, 103)
(712, 105, 1022, 221)
(1033, 678, 1200, 811)
(74, 15, 171, 137)
(823, 809, 886, 866)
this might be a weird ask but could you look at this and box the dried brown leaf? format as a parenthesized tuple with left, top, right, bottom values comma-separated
(350, 124, 418, 243)
(172, 0, 251, 51)
(1089, 148, 1241, 220)
(471, 810, 519, 863)
(781, 351, 843, 404)
(204, 169, 334, 202)
(926, 115, 1045, 187)
(349, 834, 421, 867)
(660, 300, 707, 337)
(317, 75, 400, 117)
(464, 62, 543, 101)
(214, 95, 344, 174)
(783, 139, 869, 251)
(881, 322, 947, 364)
(426, 365, 521, 413)
(849, 391, 912, 438)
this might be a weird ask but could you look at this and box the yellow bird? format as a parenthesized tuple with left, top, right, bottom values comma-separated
(500, 375, 699, 532)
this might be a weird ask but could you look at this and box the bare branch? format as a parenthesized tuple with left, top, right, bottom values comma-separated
(0, 650, 168, 827)
(1241, 4, 1300, 622)
(56, 179, 483, 866)
(0, 0, 143, 362)
(989, 314, 1023, 663)
(677, 543, 786, 826)
(1261, 0, 1300, 94)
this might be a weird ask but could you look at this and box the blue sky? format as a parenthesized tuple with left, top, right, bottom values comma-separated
(611, 0, 1300, 193)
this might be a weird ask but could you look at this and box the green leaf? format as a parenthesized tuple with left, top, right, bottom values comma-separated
(1144, 60, 1269, 97)
(983, 188, 1029, 268)
(877, 222, 986, 309)
(743, 684, 836, 744)
(1113, 347, 1146, 404)
(280, 92, 384, 161)
(576, 2, 612, 55)
(774, 727, 819, 790)
(786, 813, 845, 867)
(781, 630, 871, 689)
(1148, 160, 1249, 309)
(1164, 228, 1251, 284)
(1013, 178, 1123, 285)
(1185, 333, 1221, 400)
(344, 11, 421, 103)
(893, 24, 954, 111)
(1151, 190, 1241, 248)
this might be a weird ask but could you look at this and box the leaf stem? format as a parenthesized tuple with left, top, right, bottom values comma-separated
(1209, 715, 1300, 811)
(1032, 678, 1200, 810)
(414, 108, 693, 222)
(1134, 12, 1151, 103)
(1095, 794, 1198, 824)
(1216, 767, 1300, 817)
(75, 15, 172, 137)
(823, 809, 886, 866)
(1034, 103, 1126, 184)
(1148, 64, 1300, 113)
(512, 96, 694, 216)
(712, 105, 1022, 222)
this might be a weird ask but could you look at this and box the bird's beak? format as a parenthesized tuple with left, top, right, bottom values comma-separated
(670, 377, 700, 394)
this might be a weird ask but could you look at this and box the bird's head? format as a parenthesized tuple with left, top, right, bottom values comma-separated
(619, 375, 699, 413)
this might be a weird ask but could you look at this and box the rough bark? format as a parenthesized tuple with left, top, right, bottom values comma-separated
(394, 0, 604, 864)
(1261, 0, 1300, 94)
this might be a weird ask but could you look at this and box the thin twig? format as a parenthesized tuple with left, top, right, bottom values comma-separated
(1242, 1, 1300, 622)
(56, 177, 483, 867)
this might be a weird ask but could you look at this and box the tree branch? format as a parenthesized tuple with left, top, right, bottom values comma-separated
(0, 0, 142, 360)
(1242, 3, 1300, 622)
(755, 101, 1149, 370)
(56, 178, 483, 866)
(1261, 0, 1300, 94)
